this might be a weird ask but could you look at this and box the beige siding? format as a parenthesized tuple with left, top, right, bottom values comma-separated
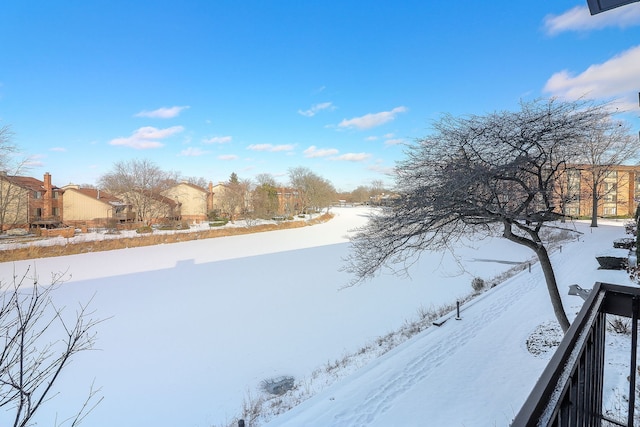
(163, 183, 207, 220)
(63, 189, 113, 221)
(0, 181, 29, 227)
(210, 184, 228, 211)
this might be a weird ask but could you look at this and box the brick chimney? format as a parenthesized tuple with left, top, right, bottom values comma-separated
(43, 172, 52, 217)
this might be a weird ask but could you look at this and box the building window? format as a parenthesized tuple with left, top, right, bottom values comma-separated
(34, 191, 42, 199)
(603, 172, 617, 203)
(52, 207, 59, 217)
(35, 208, 42, 218)
(603, 206, 617, 216)
(52, 191, 59, 199)
(566, 206, 580, 216)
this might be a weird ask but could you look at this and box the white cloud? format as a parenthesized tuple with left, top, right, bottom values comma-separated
(134, 106, 190, 119)
(338, 106, 408, 130)
(543, 5, 640, 35)
(247, 144, 295, 152)
(304, 146, 339, 158)
(544, 45, 640, 111)
(203, 136, 232, 144)
(25, 154, 45, 167)
(109, 126, 184, 149)
(368, 163, 396, 177)
(298, 102, 335, 117)
(179, 147, 209, 157)
(333, 153, 371, 162)
(218, 154, 239, 161)
(384, 138, 405, 146)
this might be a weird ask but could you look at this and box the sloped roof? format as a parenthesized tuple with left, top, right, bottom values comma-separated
(68, 187, 126, 206)
(125, 190, 180, 208)
(171, 182, 208, 193)
(3, 175, 62, 192)
(148, 192, 180, 207)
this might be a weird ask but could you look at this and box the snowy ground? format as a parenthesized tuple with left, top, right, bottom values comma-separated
(0, 207, 634, 426)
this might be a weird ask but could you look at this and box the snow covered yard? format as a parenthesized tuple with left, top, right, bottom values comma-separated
(0, 207, 634, 426)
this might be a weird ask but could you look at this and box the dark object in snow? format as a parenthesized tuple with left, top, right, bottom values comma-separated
(613, 237, 636, 249)
(595, 256, 627, 270)
(568, 284, 591, 301)
(261, 376, 295, 395)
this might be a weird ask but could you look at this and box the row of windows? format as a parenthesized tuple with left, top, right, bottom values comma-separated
(33, 207, 60, 217)
(33, 191, 60, 199)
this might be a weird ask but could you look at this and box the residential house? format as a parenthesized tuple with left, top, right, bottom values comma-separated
(0, 172, 63, 231)
(62, 185, 134, 228)
(209, 182, 229, 214)
(162, 181, 212, 222)
(276, 187, 300, 217)
(210, 182, 251, 219)
(119, 190, 181, 225)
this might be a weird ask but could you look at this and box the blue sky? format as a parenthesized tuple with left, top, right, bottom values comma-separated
(1, 1, 639, 191)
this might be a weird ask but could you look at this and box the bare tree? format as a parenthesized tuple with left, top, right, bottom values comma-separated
(217, 173, 250, 222)
(288, 167, 336, 215)
(182, 176, 208, 189)
(369, 179, 387, 195)
(350, 186, 371, 204)
(570, 119, 639, 227)
(0, 266, 102, 426)
(252, 174, 279, 219)
(0, 125, 32, 232)
(344, 99, 611, 332)
(98, 159, 179, 225)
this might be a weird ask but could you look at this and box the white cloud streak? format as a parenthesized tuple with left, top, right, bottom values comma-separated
(304, 146, 339, 158)
(544, 45, 640, 112)
(135, 106, 190, 119)
(246, 144, 295, 152)
(384, 138, 405, 146)
(109, 126, 184, 149)
(338, 106, 408, 130)
(218, 154, 239, 161)
(179, 147, 209, 157)
(543, 5, 640, 35)
(333, 153, 371, 162)
(203, 136, 232, 144)
(298, 102, 335, 117)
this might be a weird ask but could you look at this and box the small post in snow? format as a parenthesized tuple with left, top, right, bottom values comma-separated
(455, 300, 461, 320)
(238, 420, 245, 427)
(528, 262, 531, 273)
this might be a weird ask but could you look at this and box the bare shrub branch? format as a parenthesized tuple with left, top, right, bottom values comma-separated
(0, 266, 102, 427)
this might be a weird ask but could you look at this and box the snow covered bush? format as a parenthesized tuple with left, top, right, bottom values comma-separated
(608, 316, 631, 335)
(471, 277, 485, 292)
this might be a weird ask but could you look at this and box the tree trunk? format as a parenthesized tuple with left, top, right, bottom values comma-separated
(591, 180, 598, 227)
(503, 224, 571, 333)
(534, 245, 571, 332)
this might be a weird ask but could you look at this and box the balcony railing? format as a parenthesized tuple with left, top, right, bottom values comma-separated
(31, 215, 62, 225)
(512, 282, 640, 427)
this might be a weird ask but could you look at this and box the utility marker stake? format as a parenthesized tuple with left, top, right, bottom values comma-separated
(455, 300, 461, 320)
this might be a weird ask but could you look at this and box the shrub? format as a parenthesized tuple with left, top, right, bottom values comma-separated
(608, 316, 631, 334)
(209, 219, 228, 227)
(135, 225, 153, 234)
(471, 277, 485, 292)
